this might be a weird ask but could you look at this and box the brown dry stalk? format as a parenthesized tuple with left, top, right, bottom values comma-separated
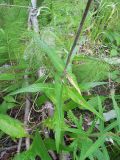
(64, 0, 93, 71)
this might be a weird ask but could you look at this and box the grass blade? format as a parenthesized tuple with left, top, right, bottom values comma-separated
(65, 86, 104, 120)
(81, 135, 106, 160)
(111, 91, 120, 131)
(54, 74, 64, 152)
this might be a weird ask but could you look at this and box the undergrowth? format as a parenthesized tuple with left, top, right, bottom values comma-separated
(0, 0, 120, 160)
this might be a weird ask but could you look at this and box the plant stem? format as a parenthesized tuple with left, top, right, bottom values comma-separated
(64, 0, 93, 71)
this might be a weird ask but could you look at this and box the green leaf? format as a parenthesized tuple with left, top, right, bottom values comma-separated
(0, 73, 16, 80)
(0, 46, 7, 53)
(81, 135, 106, 160)
(104, 121, 118, 132)
(0, 114, 27, 138)
(66, 72, 81, 95)
(0, 101, 15, 113)
(93, 150, 105, 160)
(111, 134, 120, 146)
(102, 144, 110, 160)
(64, 100, 77, 111)
(54, 74, 64, 152)
(78, 138, 105, 160)
(65, 86, 104, 120)
(79, 82, 108, 92)
(10, 83, 54, 95)
(44, 138, 56, 151)
(67, 110, 81, 129)
(73, 55, 110, 82)
(35, 36, 65, 73)
(98, 96, 104, 133)
(4, 95, 16, 103)
(31, 132, 52, 160)
(88, 96, 106, 110)
(110, 49, 118, 56)
(14, 132, 52, 160)
(80, 138, 93, 160)
(65, 127, 88, 137)
(111, 92, 120, 131)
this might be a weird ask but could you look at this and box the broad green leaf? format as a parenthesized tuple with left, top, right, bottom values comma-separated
(0, 114, 27, 138)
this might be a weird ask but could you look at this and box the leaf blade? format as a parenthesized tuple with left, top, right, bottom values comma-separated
(0, 114, 27, 138)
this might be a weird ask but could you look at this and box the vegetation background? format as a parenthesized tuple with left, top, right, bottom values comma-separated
(0, 0, 120, 159)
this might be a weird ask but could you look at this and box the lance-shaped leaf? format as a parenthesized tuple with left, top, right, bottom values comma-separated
(81, 135, 106, 160)
(111, 91, 120, 131)
(14, 132, 52, 160)
(10, 83, 54, 95)
(0, 114, 27, 138)
(54, 74, 64, 152)
(65, 86, 104, 120)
